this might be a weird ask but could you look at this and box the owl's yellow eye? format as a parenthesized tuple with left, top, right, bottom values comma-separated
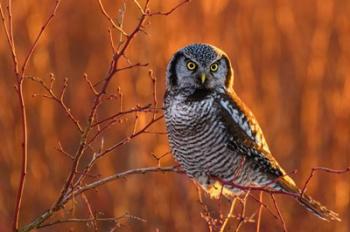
(210, 63, 219, 72)
(186, 61, 197, 71)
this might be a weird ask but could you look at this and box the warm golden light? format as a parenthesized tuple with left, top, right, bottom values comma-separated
(0, 0, 349, 231)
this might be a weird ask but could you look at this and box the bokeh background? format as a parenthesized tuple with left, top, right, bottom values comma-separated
(0, 0, 349, 231)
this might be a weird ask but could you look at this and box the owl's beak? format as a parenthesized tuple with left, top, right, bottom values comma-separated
(200, 73, 206, 84)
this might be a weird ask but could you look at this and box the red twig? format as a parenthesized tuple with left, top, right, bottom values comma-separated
(30, 75, 83, 132)
(21, 0, 61, 76)
(56, 141, 74, 160)
(65, 166, 182, 205)
(247, 193, 279, 221)
(0, 2, 19, 75)
(13, 79, 28, 232)
(116, 62, 149, 72)
(271, 194, 287, 232)
(96, 115, 163, 159)
(149, 70, 158, 119)
(82, 194, 98, 232)
(256, 192, 263, 232)
(83, 74, 98, 96)
(52, 0, 185, 219)
(151, 151, 170, 167)
(147, 0, 190, 16)
(97, 0, 128, 36)
(1, 1, 61, 230)
(234, 192, 250, 232)
(214, 177, 300, 199)
(108, 28, 116, 54)
(301, 166, 350, 197)
(37, 213, 140, 229)
(14, 0, 189, 231)
(53, 1, 153, 205)
(220, 197, 238, 232)
(91, 104, 151, 127)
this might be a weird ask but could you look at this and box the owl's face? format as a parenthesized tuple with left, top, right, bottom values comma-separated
(166, 44, 233, 92)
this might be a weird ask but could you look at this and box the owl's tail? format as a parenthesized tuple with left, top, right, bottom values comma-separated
(278, 177, 341, 222)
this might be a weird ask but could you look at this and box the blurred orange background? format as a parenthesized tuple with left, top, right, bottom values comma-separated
(0, 0, 349, 231)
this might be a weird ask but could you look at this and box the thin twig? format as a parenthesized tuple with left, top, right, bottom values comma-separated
(220, 198, 237, 232)
(21, 0, 61, 76)
(301, 166, 350, 197)
(13, 78, 28, 232)
(95, 116, 163, 159)
(17, 1, 189, 231)
(149, 69, 158, 119)
(52, 2, 152, 209)
(271, 194, 287, 232)
(91, 104, 151, 127)
(97, 0, 128, 36)
(256, 192, 263, 232)
(38, 217, 119, 228)
(116, 62, 149, 72)
(0, 3, 19, 75)
(234, 192, 250, 232)
(66, 166, 182, 205)
(248, 193, 279, 221)
(2, 1, 62, 230)
(82, 194, 98, 232)
(147, 0, 190, 16)
(30, 75, 83, 132)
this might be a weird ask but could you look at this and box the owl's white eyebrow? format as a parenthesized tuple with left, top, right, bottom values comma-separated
(183, 56, 197, 63)
(210, 57, 223, 65)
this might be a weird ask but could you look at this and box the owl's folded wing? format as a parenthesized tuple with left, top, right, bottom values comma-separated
(214, 90, 292, 180)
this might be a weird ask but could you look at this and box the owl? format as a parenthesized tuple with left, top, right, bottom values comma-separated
(164, 43, 340, 221)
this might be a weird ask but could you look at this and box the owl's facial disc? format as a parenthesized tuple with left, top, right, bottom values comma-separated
(188, 56, 228, 90)
(166, 44, 234, 91)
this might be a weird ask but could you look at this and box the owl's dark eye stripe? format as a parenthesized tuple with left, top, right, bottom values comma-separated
(168, 51, 183, 87)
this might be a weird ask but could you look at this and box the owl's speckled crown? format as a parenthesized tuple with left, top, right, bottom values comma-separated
(181, 44, 221, 66)
(181, 43, 223, 66)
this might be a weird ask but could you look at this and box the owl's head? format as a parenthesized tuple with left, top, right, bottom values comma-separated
(166, 43, 234, 92)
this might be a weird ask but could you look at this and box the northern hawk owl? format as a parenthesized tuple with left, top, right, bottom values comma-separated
(164, 43, 340, 221)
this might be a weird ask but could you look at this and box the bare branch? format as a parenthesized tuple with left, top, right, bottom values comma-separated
(271, 194, 287, 232)
(108, 27, 116, 54)
(1, 1, 62, 230)
(234, 192, 250, 232)
(149, 69, 158, 119)
(21, 0, 61, 77)
(56, 141, 74, 160)
(219, 198, 237, 232)
(38, 217, 120, 229)
(116, 62, 149, 72)
(82, 194, 98, 232)
(97, 0, 128, 36)
(95, 115, 163, 159)
(301, 166, 350, 197)
(83, 73, 99, 96)
(30, 75, 83, 132)
(91, 104, 151, 127)
(68, 166, 182, 201)
(132, 0, 145, 14)
(0, 2, 19, 75)
(147, 0, 190, 16)
(15, 1, 190, 231)
(256, 192, 263, 232)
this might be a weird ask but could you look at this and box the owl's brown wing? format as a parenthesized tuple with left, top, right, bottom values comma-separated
(214, 90, 342, 221)
(214, 90, 292, 179)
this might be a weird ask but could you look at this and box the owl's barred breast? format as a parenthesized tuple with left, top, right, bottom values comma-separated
(164, 92, 263, 196)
